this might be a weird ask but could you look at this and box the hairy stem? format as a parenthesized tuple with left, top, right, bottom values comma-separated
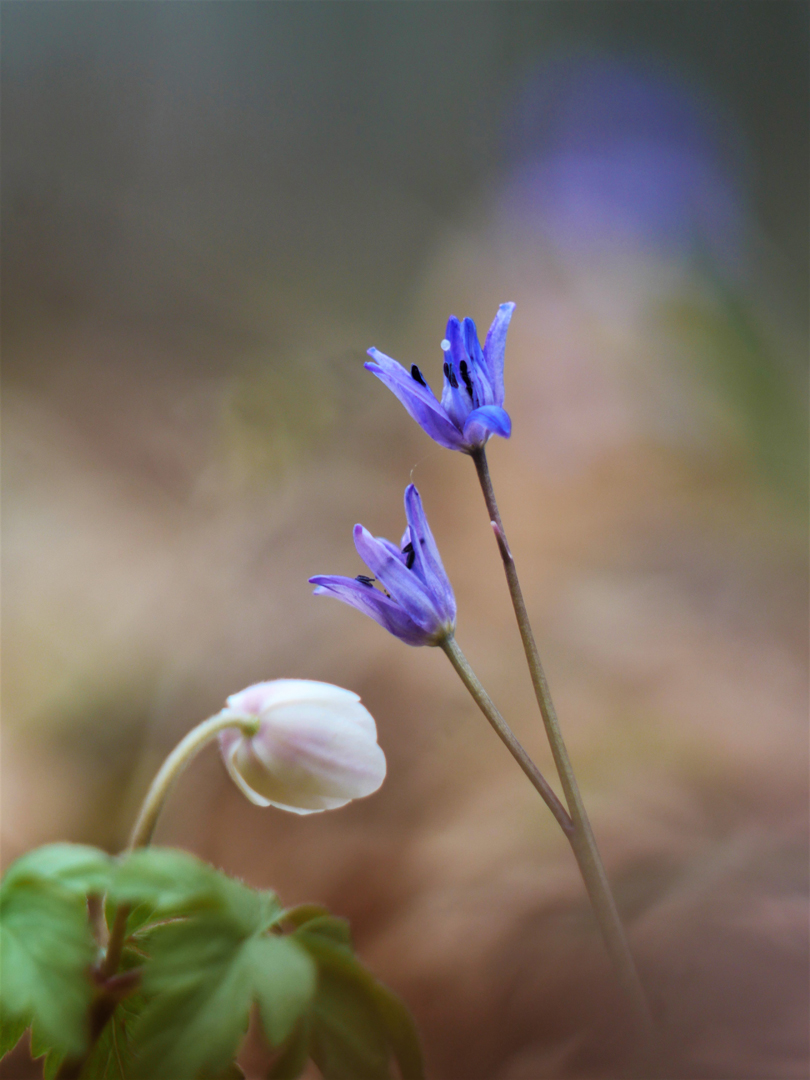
(471, 446, 654, 1038)
(441, 636, 573, 838)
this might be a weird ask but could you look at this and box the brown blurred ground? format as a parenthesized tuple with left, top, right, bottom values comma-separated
(2, 5, 808, 1079)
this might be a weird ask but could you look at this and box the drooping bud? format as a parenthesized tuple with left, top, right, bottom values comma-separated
(218, 680, 386, 815)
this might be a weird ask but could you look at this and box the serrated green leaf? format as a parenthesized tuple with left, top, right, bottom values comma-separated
(131, 915, 254, 1079)
(362, 976, 424, 1080)
(0, 880, 95, 1058)
(256, 890, 284, 930)
(294, 915, 352, 951)
(104, 900, 158, 942)
(128, 906, 316, 1080)
(78, 988, 149, 1080)
(296, 935, 389, 1080)
(279, 903, 331, 929)
(110, 849, 271, 934)
(249, 936, 316, 1046)
(38, 1043, 66, 1080)
(110, 849, 230, 916)
(267, 1017, 311, 1080)
(0, 1012, 29, 1059)
(30, 1022, 67, 1078)
(297, 935, 423, 1080)
(3, 844, 113, 896)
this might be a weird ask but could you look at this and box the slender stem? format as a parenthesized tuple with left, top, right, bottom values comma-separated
(441, 636, 573, 838)
(103, 711, 260, 979)
(127, 709, 259, 850)
(471, 446, 654, 1037)
(57, 709, 261, 1080)
(104, 710, 259, 974)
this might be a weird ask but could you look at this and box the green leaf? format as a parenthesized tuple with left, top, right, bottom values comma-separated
(294, 915, 352, 951)
(0, 1012, 29, 1059)
(129, 903, 316, 1080)
(110, 849, 232, 916)
(0, 878, 95, 1058)
(297, 934, 424, 1080)
(30, 1026, 65, 1080)
(363, 977, 424, 1080)
(110, 849, 279, 933)
(278, 903, 331, 929)
(267, 1018, 311, 1080)
(255, 890, 285, 930)
(78, 987, 149, 1080)
(296, 935, 390, 1080)
(104, 900, 159, 943)
(209, 1063, 245, 1079)
(249, 936, 316, 1046)
(3, 844, 112, 896)
(130, 916, 254, 1079)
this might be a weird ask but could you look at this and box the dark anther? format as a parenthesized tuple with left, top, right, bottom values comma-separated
(356, 574, 376, 587)
(443, 362, 459, 390)
(410, 364, 427, 387)
(459, 359, 474, 398)
(402, 541, 415, 570)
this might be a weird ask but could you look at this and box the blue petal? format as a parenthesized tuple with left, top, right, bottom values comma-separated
(378, 536, 406, 562)
(309, 576, 429, 646)
(439, 327, 471, 429)
(365, 350, 466, 451)
(353, 525, 443, 633)
(482, 303, 515, 405)
(462, 405, 512, 448)
(444, 316, 469, 374)
(403, 485, 456, 626)
(462, 318, 484, 367)
(461, 317, 494, 405)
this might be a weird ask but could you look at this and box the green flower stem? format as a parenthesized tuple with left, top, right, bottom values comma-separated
(471, 446, 654, 1039)
(55, 711, 261, 1080)
(101, 710, 260, 980)
(127, 709, 260, 851)
(441, 636, 574, 837)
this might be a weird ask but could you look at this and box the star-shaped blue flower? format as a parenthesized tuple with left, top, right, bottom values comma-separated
(365, 303, 515, 453)
(309, 484, 456, 647)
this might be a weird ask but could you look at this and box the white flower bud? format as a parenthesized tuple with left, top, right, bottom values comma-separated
(218, 680, 386, 815)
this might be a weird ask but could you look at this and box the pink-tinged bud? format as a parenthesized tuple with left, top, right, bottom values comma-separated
(218, 680, 386, 815)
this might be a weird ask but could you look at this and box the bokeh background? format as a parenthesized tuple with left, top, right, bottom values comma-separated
(2, 3, 808, 1078)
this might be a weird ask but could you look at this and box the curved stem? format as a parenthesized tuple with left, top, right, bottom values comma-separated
(102, 710, 259, 980)
(471, 446, 654, 1039)
(441, 636, 573, 839)
(127, 709, 259, 851)
(57, 709, 261, 1079)
(105, 710, 260, 974)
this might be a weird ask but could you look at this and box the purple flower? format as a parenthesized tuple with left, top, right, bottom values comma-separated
(309, 484, 456, 646)
(365, 304, 515, 453)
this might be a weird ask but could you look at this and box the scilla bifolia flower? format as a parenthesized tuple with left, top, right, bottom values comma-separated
(309, 484, 456, 646)
(219, 680, 386, 814)
(365, 303, 515, 452)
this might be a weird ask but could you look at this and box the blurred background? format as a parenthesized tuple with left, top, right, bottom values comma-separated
(2, 3, 808, 1077)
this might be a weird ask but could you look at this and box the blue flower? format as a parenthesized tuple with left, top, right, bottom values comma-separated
(309, 484, 456, 647)
(365, 303, 516, 453)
